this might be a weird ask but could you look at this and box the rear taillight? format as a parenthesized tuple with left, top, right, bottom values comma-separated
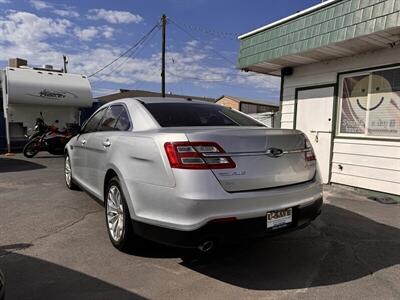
(164, 142, 236, 169)
(305, 138, 316, 162)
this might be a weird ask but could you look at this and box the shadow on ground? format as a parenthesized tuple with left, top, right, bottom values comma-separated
(177, 204, 400, 290)
(33, 155, 64, 159)
(1, 204, 399, 296)
(0, 245, 146, 300)
(179, 204, 400, 290)
(0, 158, 46, 173)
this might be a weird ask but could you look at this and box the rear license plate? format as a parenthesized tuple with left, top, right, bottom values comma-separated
(266, 208, 293, 230)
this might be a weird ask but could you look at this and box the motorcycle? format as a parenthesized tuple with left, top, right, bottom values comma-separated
(26, 112, 48, 141)
(23, 113, 79, 158)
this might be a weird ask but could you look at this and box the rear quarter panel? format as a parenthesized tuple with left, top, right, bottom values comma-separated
(107, 132, 176, 188)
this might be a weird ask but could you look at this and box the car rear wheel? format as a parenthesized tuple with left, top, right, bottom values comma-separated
(105, 177, 140, 252)
(65, 154, 80, 190)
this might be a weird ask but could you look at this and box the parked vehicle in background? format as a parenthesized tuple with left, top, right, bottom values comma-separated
(23, 113, 79, 158)
(26, 113, 48, 141)
(64, 98, 323, 253)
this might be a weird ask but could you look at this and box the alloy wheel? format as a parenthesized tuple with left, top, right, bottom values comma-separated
(107, 185, 125, 242)
(65, 156, 72, 187)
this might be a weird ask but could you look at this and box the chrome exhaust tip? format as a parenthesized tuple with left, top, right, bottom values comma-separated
(198, 240, 214, 252)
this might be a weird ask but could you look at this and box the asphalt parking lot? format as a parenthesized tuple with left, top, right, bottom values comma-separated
(0, 154, 399, 300)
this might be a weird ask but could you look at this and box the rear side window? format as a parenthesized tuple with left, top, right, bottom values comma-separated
(143, 102, 265, 127)
(115, 107, 131, 131)
(99, 105, 124, 131)
(82, 108, 106, 133)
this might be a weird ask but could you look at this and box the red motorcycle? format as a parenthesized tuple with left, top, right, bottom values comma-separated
(23, 115, 79, 158)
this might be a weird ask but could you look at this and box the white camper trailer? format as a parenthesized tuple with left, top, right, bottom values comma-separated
(0, 65, 93, 152)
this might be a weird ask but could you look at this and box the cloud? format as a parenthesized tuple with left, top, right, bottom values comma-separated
(92, 88, 119, 97)
(29, 0, 51, 10)
(0, 11, 71, 44)
(0, 0, 10, 4)
(77, 40, 280, 94)
(73, 26, 98, 41)
(0, 11, 71, 66)
(53, 9, 80, 18)
(0, 10, 278, 96)
(73, 25, 114, 41)
(101, 26, 114, 38)
(87, 9, 143, 24)
(184, 40, 199, 52)
(29, 1, 80, 19)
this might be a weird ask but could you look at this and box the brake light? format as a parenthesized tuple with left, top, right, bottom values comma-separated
(305, 138, 316, 162)
(164, 142, 236, 169)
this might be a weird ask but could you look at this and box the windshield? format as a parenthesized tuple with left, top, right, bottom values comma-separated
(143, 102, 265, 127)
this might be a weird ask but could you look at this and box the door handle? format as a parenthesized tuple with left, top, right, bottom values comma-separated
(81, 139, 86, 145)
(103, 139, 111, 147)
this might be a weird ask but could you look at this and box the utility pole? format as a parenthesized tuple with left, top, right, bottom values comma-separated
(161, 14, 166, 97)
(63, 55, 68, 73)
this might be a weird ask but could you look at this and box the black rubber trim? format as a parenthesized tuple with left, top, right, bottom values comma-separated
(132, 198, 323, 248)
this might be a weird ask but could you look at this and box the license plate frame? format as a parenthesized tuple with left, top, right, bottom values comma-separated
(266, 207, 293, 230)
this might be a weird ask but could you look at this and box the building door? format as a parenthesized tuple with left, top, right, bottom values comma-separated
(295, 86, 334, 184)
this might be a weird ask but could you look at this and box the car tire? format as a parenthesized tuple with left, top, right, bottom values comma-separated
(105, 176, 140, 252)
(64, 154, 80, 190)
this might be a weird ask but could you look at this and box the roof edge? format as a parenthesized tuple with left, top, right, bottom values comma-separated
(238, 0, 341, 40)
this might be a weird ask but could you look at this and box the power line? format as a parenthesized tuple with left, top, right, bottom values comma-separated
(99, 25, 161, 79)
(169, 18, 269, 80)
(177, 21, 240, 40)
(99, 28, 161, 89)
(166, 70, 226, 82)
(88, 22, 160, 78)
(169, 18, 236, 65)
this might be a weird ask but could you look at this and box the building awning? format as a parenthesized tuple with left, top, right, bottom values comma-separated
(237, 0, 400, 76)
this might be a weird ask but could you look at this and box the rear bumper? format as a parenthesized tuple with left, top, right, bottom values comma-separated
(132, 197, 322, 248)
(127, 173, 322, 231)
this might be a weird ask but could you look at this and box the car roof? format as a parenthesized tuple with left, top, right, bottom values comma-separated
(105, 97, 215, 106)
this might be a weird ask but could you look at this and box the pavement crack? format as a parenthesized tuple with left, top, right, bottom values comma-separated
(29, 209, 102, 245)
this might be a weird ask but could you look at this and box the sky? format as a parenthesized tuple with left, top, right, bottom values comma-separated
(0, 0, 320, 102)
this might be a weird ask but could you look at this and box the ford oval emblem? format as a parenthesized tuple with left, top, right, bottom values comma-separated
(266, 147, 284, 158)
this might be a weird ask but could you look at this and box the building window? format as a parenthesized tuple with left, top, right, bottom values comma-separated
(338, 67, 400, 139)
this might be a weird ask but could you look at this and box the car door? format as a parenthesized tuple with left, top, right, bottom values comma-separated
(71, 108, 106, 185)
(85, 105, 131, 198)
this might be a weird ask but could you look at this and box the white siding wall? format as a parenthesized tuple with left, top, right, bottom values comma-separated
(281, 46, 400, 195)
(331, 139, 400, 195)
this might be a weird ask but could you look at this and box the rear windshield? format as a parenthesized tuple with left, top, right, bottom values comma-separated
(143, 102, 265, 127)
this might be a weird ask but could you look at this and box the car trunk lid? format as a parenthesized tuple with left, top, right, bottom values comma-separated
(185, 128, 316, 192)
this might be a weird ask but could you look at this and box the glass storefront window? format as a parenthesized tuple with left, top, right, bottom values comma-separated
(338, 67, 400, 139)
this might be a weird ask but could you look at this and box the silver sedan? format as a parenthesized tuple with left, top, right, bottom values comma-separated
(65, 98, 322, 252)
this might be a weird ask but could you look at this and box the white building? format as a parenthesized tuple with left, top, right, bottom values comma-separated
(0, 59, 93, 152)
(238, 0, 400, 196)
